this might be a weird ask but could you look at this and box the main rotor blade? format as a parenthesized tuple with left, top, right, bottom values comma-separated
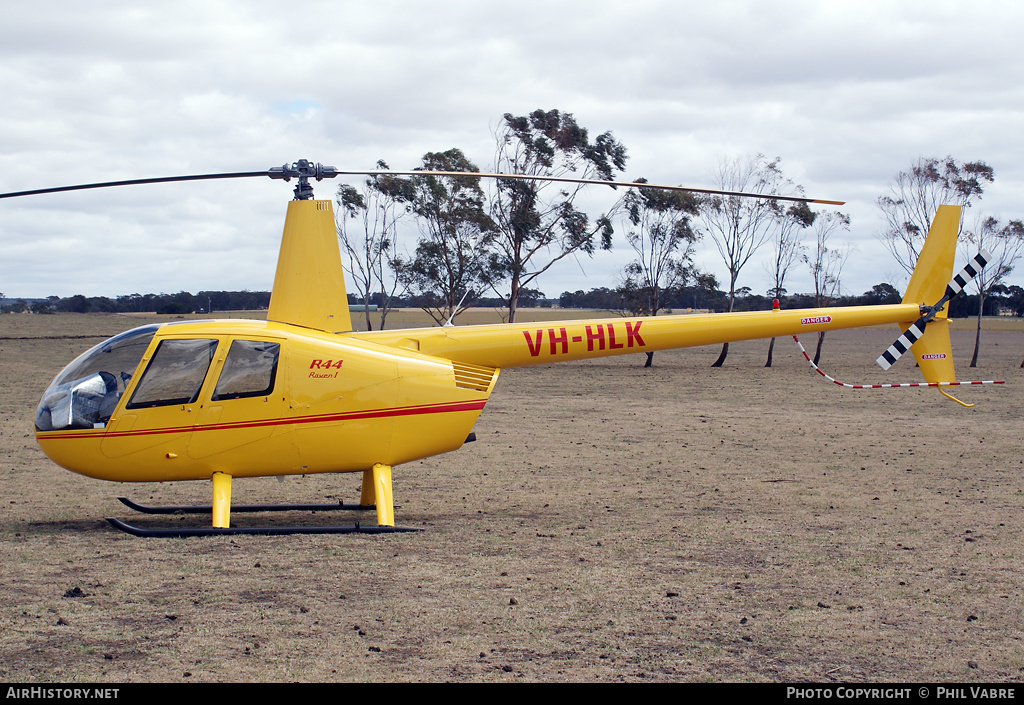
(0, 171, 270, 200)
(0, 162, 845, 205)
(341, 169, 845, 205)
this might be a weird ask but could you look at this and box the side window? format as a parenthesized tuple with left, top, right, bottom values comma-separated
(127, 339, 218, 408)
(212, 340, 280, 401)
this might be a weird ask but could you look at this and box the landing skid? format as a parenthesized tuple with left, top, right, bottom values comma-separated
(117, 496, 376, 514)
(107, 464, 411, 537)
(108, 492, 421, 537)
(106, 517, 422, 537)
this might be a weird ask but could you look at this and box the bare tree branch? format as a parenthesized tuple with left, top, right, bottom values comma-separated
(877, 156, 994, 276)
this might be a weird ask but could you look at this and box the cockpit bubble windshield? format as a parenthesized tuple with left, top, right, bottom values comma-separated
(35, 324, 160, 431)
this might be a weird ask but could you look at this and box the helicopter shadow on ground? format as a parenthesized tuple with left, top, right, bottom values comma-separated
(17, 519, 109, 535)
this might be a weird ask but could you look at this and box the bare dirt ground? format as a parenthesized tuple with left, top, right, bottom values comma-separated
(1, 311, 1022, 682)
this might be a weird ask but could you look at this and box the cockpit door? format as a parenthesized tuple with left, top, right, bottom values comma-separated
(101, 337, 218, 459)
(187, 338, 296, 473)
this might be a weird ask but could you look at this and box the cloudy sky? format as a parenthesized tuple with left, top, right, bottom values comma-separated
(2, 0, 1022, 302)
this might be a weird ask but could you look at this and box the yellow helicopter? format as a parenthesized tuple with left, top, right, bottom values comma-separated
(5, 160, 991, 536)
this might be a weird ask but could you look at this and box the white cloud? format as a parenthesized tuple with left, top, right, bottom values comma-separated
(1, 0, 1021, 299)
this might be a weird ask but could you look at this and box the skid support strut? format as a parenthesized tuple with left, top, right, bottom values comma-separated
(106, 464, 419, 537)
(212, 472, 231, 528)
(360, 464, 395, 527)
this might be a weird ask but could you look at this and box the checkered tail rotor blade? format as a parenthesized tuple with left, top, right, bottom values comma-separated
(944, 250, 991, 301)
(876, 318, 928, 370)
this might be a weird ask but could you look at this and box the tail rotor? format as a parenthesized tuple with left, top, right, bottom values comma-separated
(875, 249, 991, 371)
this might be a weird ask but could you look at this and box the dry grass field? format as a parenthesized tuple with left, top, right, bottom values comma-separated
(1, 310, 1022, 682)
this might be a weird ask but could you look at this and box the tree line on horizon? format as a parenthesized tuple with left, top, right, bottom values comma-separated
(5, 279, 1024, 320)
(1, 290, 271, 315)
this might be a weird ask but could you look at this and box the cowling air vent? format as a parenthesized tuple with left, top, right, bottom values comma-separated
(452, 361, 497, 392)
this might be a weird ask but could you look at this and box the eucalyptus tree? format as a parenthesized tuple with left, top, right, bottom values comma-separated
(396, 149, 495, 326)
(617, 179, 699, 367)
(960, 215, 1024, 367)
(487, 109, 627, 322)
(764, 202, 814, 367)
(804, 210, 852, 365)
(877, 156, 994, 276)
(336, 161, 415, 330)
(694, 154, 801, 366)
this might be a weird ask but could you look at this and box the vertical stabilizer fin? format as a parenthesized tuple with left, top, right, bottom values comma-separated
(267, 199, 352, 333)
(890, 205, 961, 384)
(909, 316, 957, 384)
(872, 206, 958, 383)
(902, 205, 960, 311)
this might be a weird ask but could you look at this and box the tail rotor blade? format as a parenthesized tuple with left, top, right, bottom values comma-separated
(876, 318, 927, 370)
(944, 250, 991, 300)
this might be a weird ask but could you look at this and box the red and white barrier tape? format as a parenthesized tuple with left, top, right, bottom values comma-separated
(792, 335, 1005, 389)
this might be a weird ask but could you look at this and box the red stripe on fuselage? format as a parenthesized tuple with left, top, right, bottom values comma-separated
(37, 400, 488, 440)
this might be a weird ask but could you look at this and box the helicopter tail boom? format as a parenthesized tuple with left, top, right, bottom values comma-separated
(357, 207, 969, 380)
(355, 302, 922, 369)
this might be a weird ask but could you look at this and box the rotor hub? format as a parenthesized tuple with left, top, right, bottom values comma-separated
(268, 159, 339, 200)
